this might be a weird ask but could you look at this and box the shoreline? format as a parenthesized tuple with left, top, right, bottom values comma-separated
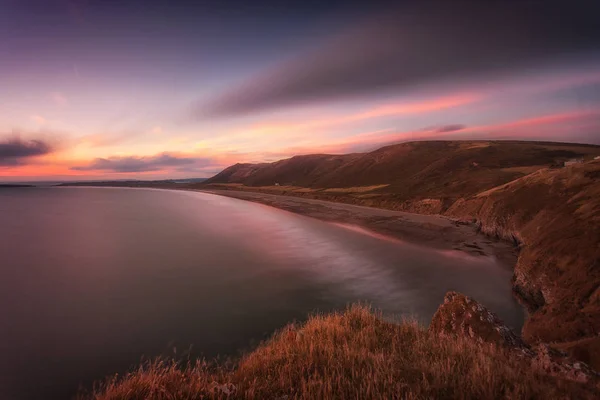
(195, 188, 519, 268)
(53, 184, 519, 268)
(55, 161, 600, 369)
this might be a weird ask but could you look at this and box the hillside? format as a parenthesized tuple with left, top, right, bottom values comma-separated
(203, 141, 600, 213)
(201, 141, 600, 368)
(447, 160, 600, 368)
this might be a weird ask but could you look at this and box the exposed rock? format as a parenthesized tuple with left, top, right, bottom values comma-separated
(429, 291, 529, 351)
(532, 344, 599, 384)
(209, 382, 237, 396)
(430, 291, 600, 384)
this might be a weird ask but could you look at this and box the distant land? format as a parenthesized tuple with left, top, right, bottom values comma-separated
(0, 184, 34, 188)
(202, 140, 600, 213)
(57, 177, 207, 187)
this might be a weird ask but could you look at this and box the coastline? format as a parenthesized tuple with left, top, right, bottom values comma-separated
(56, 185, 519, 270)
(48, 183, 600, 394)
(195, 188, 519, 268)
(54, 161, 600, 370)
(54, 184, 518, 268)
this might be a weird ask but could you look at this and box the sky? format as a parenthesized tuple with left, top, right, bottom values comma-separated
(1, 0, 600, 182)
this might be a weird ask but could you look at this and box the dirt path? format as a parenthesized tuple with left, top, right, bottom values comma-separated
(198, 189, 518, 268)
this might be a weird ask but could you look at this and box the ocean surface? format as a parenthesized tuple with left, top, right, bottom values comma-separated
(0, 187, 524, 399)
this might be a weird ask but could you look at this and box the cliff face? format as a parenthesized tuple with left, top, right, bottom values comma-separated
(445, 161, 600, 368)
(430, 291, 600, 384)
(430, 291, 530, 351)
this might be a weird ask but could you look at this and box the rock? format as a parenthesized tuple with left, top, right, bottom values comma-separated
(429, 291, 600, 384)
(429, 291, 529, 351)
(210, 382, 237, 396)
(532, 344, 599, 384)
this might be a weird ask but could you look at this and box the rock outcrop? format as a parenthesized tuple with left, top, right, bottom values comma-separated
(429, 291, 529, 351)
(430, 291, 600, 384)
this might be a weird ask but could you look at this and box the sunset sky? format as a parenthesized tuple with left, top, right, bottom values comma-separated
(2, 0, 600, 182)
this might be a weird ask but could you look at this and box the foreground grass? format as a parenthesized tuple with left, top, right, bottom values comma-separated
(82, 305, 596, 399)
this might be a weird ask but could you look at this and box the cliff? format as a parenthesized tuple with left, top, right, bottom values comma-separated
(446, 161, 600, 368)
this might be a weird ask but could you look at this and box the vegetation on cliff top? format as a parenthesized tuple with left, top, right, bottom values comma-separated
(82, 305, 597, 400)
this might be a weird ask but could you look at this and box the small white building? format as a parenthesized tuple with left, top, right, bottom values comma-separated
(564, 158, 584, 167)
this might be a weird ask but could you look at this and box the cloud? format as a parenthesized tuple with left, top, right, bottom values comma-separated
(217, 94, 476, 148)
(430, 124, 467, 134)
(0, 136, 54, 166)
(194, 1, 600, 119)
(71, 153, 213, 173)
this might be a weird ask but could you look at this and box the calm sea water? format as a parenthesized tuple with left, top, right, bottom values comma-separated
(0, 187, 524, 399)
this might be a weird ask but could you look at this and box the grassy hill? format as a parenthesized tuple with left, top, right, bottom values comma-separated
(447, 160, 600, 368)
(204, 141, 600, 213)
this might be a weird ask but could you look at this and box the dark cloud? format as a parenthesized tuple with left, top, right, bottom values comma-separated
(194, 1, 600, 119)
(0, 137, 53, 165)
(432, 124, 466, 134)
(71, 153, 211, 173)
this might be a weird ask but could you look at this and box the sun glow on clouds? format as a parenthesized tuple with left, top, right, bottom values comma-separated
(2, 66, 600, 181)
(2, 1, 600, 181)
(197, 93, 479, 154)
(247, 94, 477, 135)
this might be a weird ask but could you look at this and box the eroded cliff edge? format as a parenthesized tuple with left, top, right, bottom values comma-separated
(445, 161, 600, 368)
(430, 291, 599, 385)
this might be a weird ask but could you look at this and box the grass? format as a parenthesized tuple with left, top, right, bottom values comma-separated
(321, 184, 390, 193)
(211, 183, 390, 194)
(80, 305, 596, 399)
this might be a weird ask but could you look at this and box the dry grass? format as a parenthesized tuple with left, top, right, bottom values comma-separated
(211, 184, 390, 194)
(500, 165, 547, 175)
(81, 305, 595, 400)
(321, 184, 390, 193)
(460, 142, 492, 150)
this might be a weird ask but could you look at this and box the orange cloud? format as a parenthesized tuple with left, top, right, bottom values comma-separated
(493, 110, 598, 129)
(197, 93, 480, 156)
(247, 93, 478, 136)
(5, 107, 597, 181)
(350, 95, 478, 121)
(273, 109, 600, 155)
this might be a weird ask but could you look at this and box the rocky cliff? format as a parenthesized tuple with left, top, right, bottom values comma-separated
(430, 291, 600, 385)
(446, 161, 600, 369)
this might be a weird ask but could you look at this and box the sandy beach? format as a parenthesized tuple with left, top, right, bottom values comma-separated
(199, 189, 518, 268)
